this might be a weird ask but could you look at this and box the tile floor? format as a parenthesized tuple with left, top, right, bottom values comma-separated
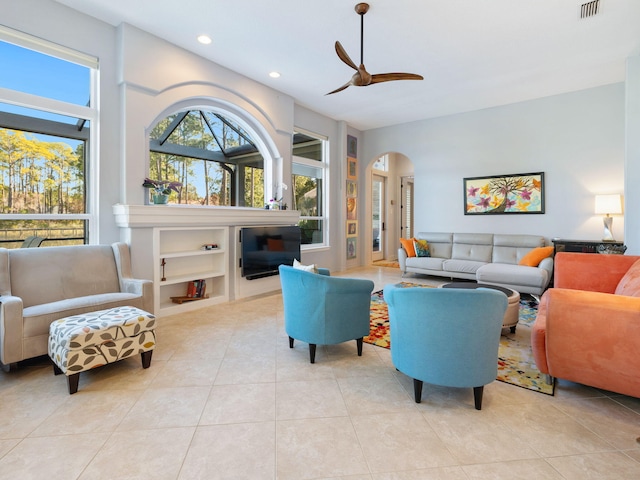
(1, 266, 640, 479)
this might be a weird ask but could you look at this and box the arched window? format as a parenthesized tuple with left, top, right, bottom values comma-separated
(148, 109, 265, 207)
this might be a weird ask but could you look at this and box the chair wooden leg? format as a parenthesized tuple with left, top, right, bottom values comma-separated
(356, 337, 363, 356)
(141, 350, 153, 369)
(288, 336, 294, 348)
(67, 373, 80, 394)
(309, 344, 316, 364)
(413, 378, 423, 403)
(53, 363, 63, 376)
(473, 386, 484, 410)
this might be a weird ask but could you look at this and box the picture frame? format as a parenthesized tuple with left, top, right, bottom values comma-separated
(346, 180, 357, 198)
(346, 197, 357, 220)
(347, 157, 357, 180)
(346, 220, 357, 237)
(347, 135, 357, 158)
(464, 172, 545, 215)
(347, 237, 357, 259)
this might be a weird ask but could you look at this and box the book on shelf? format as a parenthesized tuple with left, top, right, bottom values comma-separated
(186, 279, 207, 298)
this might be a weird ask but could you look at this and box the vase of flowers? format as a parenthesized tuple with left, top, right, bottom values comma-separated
(142, 177, 182, 204)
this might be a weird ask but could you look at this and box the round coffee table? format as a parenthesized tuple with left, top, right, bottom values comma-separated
(440, 282, 521, 333)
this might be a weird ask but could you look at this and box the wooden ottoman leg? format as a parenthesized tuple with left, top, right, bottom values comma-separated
(67, 373, 80, 394)
(141, 350, 153, 369)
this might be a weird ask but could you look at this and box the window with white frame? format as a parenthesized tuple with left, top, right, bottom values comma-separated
(292, 130, 327, 245)
(0, 27, 98, 247)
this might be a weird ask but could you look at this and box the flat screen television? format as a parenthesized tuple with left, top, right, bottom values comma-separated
(240, 225, 301, 280)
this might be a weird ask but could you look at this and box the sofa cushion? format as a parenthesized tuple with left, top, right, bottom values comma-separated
(406, 256, 444, 271)
(400, 237, 417, 257)
(477, 263, 549, 289)
(614, 259, 640, 297)
(518, 246, 554, 267)
(442, 259, 487, 275)
(413, 239, 430, 257)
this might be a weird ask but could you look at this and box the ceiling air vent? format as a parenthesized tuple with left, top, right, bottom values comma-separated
(580, 0, 600, 18)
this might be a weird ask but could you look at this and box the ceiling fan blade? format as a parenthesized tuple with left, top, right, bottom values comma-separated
(325, 81, 352, 96)
(335, 41, 358, 70)
(370, 73, 424, 84)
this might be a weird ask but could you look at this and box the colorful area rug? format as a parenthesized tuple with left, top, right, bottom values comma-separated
(364, 283, 554, 395)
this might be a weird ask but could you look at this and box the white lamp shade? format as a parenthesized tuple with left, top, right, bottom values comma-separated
(594, 194, 622, 215)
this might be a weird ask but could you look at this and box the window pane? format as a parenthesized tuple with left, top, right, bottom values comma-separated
(0, 41, 90, 106)
(149, 110, 264, 206)
(0, 219, 86, 248)
(292, 174, 321, 216)
(0, 128, 86, 214)
(299, 219, 322, 245)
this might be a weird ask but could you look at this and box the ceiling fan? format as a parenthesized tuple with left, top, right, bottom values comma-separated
(326, 2, 424, 95)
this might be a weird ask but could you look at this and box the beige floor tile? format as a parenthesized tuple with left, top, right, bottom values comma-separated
(29, 389, 142, 436)
(214, 353, 276, 385)
(78, 427, 195, 480)
(149, 357, 222, 388)
(552, 396, 640, 450)
(0, 432, 109, 480)
(0, 438, 20, 459)
(277, 417, 369, 480)
(115, 386, 210, 431)
(546, 451, 640, 479)
(461, 458, 564, 479)
(0, 390, 68, 439)
(352, 412, 458, 472)
(423, 407, 539, 464)
(338, 374, 417, 416)
(371, 467, 468, 479)
(498, 402, 616, 457)
(178, 422, 275, 479)
(276, 379, 348, 420)
(200, 382, 276, 424)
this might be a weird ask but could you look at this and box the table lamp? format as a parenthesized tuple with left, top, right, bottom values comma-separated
(594, 194, 622, 241)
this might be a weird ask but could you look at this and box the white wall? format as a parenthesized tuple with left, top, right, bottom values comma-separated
(363, 83, 626, 246)
(625, 55, 640, 255)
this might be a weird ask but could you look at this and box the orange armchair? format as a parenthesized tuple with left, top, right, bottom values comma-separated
(531, 252, 640, 397)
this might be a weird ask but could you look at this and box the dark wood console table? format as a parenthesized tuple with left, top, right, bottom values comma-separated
(552, 238, 627, 255)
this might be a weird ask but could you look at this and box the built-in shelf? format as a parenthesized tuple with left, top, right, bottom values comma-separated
(154, 226, 229, 315)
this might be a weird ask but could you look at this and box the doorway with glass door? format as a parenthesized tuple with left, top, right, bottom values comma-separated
(372, 174, 386, 262)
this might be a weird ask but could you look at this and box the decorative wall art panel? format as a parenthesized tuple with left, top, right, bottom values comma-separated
(464, 172, 545, 215)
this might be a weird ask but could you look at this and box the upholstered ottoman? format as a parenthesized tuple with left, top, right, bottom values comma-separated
(441, 282, 521, 333)
(48, 306, 156, 394)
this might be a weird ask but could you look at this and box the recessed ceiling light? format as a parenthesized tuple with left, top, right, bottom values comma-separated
(197, 35, 212, 45)
(269, 71, 281, 78)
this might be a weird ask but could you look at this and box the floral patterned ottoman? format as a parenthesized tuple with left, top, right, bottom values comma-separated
(48, 306, 156, 394)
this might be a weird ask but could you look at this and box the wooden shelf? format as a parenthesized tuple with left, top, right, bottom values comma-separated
(170, 295, 210, 304)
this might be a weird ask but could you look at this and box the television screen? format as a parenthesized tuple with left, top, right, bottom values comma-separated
(240, 225, 301, 280)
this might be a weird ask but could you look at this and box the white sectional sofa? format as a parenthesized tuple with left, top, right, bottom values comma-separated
(398, 232, 553, 295)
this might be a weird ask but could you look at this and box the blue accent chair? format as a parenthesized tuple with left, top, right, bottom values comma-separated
(383, 285, 507, 410)
(279, 265, 375, 363)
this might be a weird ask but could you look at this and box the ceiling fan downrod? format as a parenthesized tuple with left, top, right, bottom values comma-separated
(355, 3, 369, 66)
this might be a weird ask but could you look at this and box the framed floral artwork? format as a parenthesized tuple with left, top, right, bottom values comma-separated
(346, 180, 357, 198)
(464, 172, 545, 215)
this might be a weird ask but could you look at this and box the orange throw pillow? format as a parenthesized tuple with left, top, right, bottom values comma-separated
(615, 259, 640, 297)
(518, 246, 554, 267)
(400, 237, 417, 257)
